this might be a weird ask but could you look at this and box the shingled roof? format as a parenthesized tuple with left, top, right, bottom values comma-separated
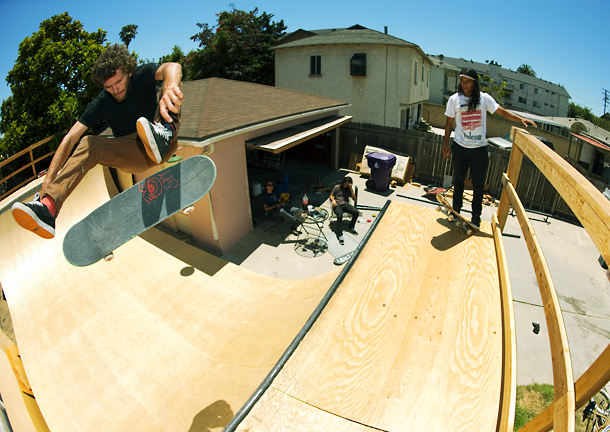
(178, 78, 348, 141)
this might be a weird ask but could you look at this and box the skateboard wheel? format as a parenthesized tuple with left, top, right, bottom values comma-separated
(436, 206, 442, 212)
(448, 215, 455, 222)
(104, 252, 114, 262)
(183, 205, 195, 215)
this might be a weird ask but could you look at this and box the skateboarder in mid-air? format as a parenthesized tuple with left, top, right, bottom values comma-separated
(12, 44, 184, 239)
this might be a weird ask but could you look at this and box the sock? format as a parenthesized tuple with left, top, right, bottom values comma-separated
(41, 195, 56, 217)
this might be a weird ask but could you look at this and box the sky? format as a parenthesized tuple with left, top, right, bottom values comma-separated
(0, 0, 609, 119)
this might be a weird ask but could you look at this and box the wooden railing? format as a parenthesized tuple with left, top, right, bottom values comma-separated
(0, 134, 62, 201)
(497, 128, 610, 432)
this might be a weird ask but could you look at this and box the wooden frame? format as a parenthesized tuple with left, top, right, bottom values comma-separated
(0, 133, 63, 201)
(496, 128, 610, 432)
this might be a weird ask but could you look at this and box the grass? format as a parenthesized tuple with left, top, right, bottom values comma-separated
(515, 383, 590, 431)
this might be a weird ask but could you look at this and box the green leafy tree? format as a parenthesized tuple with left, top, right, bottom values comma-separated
(119, 24, 138, 49)
(1, 12, 106, 156)
(189, 7, 287, 85)
(481, 74, 507, 106)
(517, 64, 536, 77)
(158, 45, 196, 80)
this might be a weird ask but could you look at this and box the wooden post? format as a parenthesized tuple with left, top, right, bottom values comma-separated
(496, 133, 524, 231)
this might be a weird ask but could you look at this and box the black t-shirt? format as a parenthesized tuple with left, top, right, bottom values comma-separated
(79, 63, 159, 137)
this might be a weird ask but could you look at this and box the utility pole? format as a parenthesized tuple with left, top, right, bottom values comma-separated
(603, 88, 609, 115)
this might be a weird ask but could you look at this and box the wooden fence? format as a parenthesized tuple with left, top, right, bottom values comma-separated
(341, 122, 610, 223)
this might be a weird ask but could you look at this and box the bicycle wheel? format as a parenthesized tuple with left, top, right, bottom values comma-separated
(596, 389, 610, 417)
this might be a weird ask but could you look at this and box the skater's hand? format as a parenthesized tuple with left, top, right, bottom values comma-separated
(442, 142, 451, 159)
(159, 84, 183, 124)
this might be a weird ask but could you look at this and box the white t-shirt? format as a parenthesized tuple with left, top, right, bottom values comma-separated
(445, 92, 500, 148)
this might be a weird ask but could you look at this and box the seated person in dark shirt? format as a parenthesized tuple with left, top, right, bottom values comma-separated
(261, 180, 301, 231)
(330, 176, 358, 245)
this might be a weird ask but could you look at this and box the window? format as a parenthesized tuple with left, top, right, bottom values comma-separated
(533, 101, 541, 108)
(350, 54, 366, 76)
(519, 83, 528, 91)
(422, 65, 425, 83)
(534, 88, 541, 95)
(519, 96, 527, 104)
(414, 61, 418, 84)
(310, 55, 321, 75)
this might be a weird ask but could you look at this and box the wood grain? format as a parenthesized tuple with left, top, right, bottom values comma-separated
(238, 203, 504, 431)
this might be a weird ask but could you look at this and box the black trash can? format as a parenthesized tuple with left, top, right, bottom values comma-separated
(365, 152, 396, 192)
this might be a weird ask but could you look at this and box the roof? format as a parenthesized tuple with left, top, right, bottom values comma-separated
(272, 26, 433, 64)
(178, 78, 348, 141)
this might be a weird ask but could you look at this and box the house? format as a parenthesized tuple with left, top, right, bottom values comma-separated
(427, 56, 571, 117)
(117, 78, 350, 254)
(272, 25, 433, 129)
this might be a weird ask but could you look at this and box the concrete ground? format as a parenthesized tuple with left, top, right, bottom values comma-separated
(221, 161, 610, 388)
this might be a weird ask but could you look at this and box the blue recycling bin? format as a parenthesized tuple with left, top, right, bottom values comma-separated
(365, 152, 396, 192)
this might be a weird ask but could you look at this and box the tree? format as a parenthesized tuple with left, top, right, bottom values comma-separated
(517, 64, 536, 77)
(188, 7, 287, 85)
(0, 12, 106, 156)
(481, 74, 507, 105)
(119, 24, 138, 49)
(158, 45, 197, 80)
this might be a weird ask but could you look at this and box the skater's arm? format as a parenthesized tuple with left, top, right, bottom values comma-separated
(495, 106, 536, 128)
(442, 116, 453, 159)
(41, 121, 88, 192)
(155, 62, 183, 124)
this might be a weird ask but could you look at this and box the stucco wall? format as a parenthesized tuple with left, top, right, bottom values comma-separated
(275, 44, 430, 128)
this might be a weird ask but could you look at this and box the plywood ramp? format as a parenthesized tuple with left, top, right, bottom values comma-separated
(235, 203, 504, 431)
(0, 165, 340, 432)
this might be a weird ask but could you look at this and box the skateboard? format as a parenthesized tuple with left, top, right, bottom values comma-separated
(333, 250, 355, 265)
(436, 194, 478, 236)
(63, 155, 216, 266)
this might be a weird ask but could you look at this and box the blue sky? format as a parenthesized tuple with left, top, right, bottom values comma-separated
(0, 0, 608, 118)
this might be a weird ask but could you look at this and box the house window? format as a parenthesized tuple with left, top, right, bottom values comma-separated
(534, 88, 541, 95)
(414, 61, 418, 84)
(310, 55, 321, 75)
(350, 54, 366, 76)
(519, 83, 528, 91)
(519, 96, 527, 104)
(533, 101, 541, 108)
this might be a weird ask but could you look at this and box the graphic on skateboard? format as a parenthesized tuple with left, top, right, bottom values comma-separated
(436, 193, 479, 236)
(63, 155, 216, 266)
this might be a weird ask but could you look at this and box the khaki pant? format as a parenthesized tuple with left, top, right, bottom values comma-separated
(45, 111, 180, 215)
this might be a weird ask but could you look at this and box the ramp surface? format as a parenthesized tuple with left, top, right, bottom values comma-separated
(0, 166, 504, 431)
(0, 166, 339, 431)
(235, 203, 504, 431)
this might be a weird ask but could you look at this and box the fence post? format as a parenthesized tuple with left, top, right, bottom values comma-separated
(414, 137, 424, 181)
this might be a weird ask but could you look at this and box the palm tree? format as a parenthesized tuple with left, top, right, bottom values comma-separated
(119, 24, 138, 49)
(517, 64, 536, 77)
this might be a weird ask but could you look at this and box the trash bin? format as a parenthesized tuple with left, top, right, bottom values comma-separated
(365, 152, 396, 192)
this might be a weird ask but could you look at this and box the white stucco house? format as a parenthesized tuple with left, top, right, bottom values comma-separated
(272, 25, 433, 129)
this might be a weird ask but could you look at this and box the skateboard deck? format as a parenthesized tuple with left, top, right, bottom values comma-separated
(436, 194, 478, 236)
(63, 155, 216, 266)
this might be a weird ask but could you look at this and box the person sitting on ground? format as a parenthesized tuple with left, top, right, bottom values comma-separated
(11, 44, 184, 239)
(261, 179, 301, 232)
(330, 176, 358, 245)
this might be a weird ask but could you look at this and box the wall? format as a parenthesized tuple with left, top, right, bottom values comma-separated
(275, 44, 430, 128)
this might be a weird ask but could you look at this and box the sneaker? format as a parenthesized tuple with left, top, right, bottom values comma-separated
(346, 228, 358, 235)
(137, 117, 174, 164)
(337, 233, 345, 245)
(12, 193, 56, 239)
(470, 217, 481, 230)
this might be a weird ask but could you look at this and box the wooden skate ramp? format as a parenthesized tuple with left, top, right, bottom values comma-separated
(0, 165, 340, 431)
(0, 165, 505, 431)
(232, 202, 504, 431)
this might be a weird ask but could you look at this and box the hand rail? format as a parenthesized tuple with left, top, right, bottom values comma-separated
(0, 132, 64, 201)
(496, 128, 610, 432)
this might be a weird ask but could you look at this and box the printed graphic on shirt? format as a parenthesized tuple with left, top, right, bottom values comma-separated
(460, 104, 483, 142)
